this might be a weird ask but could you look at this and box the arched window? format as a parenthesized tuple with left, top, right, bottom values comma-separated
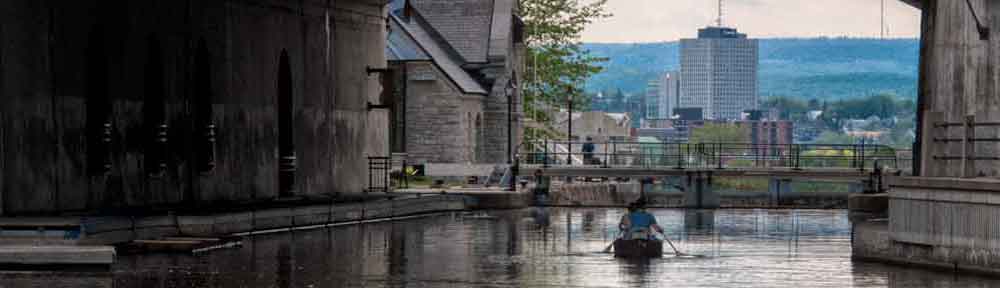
(475, 114, 483, 163)
(144, 35, 166, 176)
(195, 39, 215, 173)
(278, 49, 296, 196)
(86, 26, 111, 176)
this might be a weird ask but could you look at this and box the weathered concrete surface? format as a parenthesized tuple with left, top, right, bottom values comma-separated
(848, 193, 888, 213)
(854, 177, 1000, 274)
(915, 0, 1000, 178)
(547, 183, 640, 207)
(78, 195, 468, 245)
(0, 245, 115, 265)
(0, 0, 389, 215)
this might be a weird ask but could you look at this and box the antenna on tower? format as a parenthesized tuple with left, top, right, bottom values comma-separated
(717, 0, 725, 27)
(880, 0, 885, 39)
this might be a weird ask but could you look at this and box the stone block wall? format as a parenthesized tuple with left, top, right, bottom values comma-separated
(402, 62, 484, 164)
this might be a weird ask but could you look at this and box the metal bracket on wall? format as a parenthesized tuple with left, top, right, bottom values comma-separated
(366, 66, 389, 75)
(367, 101, 390, 111)
(966, 0, 990, 40)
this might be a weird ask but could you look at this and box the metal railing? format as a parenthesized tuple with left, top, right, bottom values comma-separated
(517, 140, 899, 171)
(367, 156, 392, 193)
(928, 113, 1000, 177)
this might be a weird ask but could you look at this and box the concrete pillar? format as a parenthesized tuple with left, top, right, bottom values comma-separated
(684, 172, 718, 209)
(768, 178, 793, 205)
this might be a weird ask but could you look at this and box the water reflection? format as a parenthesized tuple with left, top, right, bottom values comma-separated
(3, 208, 1000, 287)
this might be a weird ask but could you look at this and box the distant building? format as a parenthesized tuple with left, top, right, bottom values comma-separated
(680, 26, 759, 120)
(555, 111, 632, 143)
(645, 71, 680, 120)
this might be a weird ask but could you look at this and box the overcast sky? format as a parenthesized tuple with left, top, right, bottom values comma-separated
(581, 0, 921, 43)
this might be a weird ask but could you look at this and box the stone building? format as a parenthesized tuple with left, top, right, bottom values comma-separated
(385, 0, 524, 164)
(0, 0, 390, 215)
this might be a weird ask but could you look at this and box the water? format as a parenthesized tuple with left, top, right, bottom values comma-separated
(3, 208, 1000, 287)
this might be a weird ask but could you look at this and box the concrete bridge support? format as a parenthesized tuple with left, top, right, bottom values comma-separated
(768, 178, 793, 205)
(683, 172, 718, 209)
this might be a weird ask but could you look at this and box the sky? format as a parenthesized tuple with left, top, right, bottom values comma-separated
(581, 0, 921, 43)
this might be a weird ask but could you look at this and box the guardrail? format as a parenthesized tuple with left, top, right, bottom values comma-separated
(366, 156, 392, 193)
(516, 140, 899, 171)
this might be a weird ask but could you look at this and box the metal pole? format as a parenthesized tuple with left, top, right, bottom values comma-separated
(567, 86, 573, 152)
(507, 86, 513, 165)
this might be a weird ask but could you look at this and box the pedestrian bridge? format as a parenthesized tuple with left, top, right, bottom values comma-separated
(514, 141, 905, 208)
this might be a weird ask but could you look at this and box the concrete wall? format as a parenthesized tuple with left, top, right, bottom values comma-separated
(918, 0, 1000, 178)
(0, 0, 389, 215)
(857, 177, 1000, 273)
(399, 61, 484, 164)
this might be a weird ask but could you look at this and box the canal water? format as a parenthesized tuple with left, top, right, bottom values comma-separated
(4, 208, 1000, 287)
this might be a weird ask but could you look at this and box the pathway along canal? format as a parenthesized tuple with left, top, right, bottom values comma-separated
(4, 208, 1000, 287)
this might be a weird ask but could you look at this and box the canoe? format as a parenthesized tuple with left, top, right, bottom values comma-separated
(613, 238, 663, 258)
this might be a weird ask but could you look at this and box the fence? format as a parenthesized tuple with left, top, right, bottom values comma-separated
(367, 156, 392, 193)
(517, 140, 899, 171)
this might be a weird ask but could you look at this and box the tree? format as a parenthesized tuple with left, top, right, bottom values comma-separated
(689, 123, 749, 144)
(815, 131, 858, 145)
(521, 0, 610, 124)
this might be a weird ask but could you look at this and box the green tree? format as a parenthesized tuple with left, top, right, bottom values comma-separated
(815, 131, 859, 145)
(521, 0, 610, 124)
(689, 123, 749, 143)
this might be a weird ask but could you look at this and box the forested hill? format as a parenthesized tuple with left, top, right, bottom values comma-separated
(582, 38, 919, 99)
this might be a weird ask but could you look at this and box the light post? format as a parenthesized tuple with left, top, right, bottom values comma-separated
(506, 79, 517, 165)
(506, 79, 517, 191)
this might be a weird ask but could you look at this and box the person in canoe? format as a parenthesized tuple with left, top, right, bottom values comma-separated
(619, 200, 664, 240)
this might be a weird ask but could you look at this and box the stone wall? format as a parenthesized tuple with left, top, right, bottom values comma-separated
(0, 0, 389, 215)
(401, 62, 484, 164)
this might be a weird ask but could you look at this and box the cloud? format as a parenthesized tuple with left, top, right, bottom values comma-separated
(581, 0, 921, 43)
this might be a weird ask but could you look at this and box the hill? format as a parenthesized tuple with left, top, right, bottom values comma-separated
(582, 38, 919, 99)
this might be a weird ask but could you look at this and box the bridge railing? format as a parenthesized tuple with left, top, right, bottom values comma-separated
(517, 140, 898, 171)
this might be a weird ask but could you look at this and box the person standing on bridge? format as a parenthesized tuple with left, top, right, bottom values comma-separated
(619, 200, 664, 240)
(582, 137, 596, 165)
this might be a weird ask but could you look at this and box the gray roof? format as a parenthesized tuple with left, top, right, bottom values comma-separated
(409, 0, 494, 63)
(388, 18, 430, 61)
(389, 14, 487, 95)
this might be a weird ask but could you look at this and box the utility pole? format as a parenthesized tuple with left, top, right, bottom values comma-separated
(881, 0, 885, 39)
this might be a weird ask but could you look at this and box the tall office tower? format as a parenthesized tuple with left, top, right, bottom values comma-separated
(680, 26, 758, 120)
(645, 71, 681, 120)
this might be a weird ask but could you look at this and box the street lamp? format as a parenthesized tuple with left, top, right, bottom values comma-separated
(506, 77, 518, 192)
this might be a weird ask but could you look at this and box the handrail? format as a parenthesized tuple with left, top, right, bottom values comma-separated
(515, 140, 899, 171)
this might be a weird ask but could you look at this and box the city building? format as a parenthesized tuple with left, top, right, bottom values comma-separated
(386, 0, 524, 164)
(645, 71, 681, 121)
(680, 26, 759, 120)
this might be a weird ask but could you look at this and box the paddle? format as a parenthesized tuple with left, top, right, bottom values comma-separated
(658, 231, 686, 256)
(602, 230, 622, 253)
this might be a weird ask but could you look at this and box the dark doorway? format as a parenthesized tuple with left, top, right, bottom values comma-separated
(86, 26, 110, 176)
(195, 39, 215, 174)
(144, 35, 166, 177)
(278, 50, 296, 197)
